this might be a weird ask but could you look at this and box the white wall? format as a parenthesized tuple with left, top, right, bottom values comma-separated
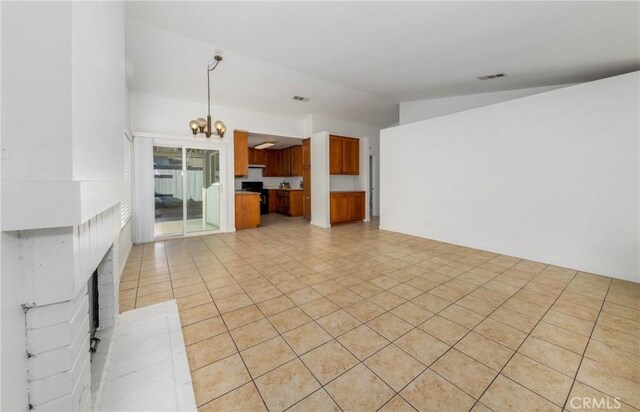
(381, 72, 639, 282)
(399, 84, 574, 125)
(311, 114, 381, 216)
(311, 132, 330, 228)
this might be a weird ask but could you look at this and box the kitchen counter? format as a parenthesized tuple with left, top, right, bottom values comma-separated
(235, 191, 261, 196)
(330, 190, 365, 193)
(266, 188, 303, 191)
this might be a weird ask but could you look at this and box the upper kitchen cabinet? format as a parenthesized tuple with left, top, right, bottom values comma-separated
(281, 147, 292, 176)
(263, 149, 280, 177)
(234, 130, 249, 176)
(290, 145, 303, 177)
(248, 147, 266, 165)
(329, 135, 359, 175)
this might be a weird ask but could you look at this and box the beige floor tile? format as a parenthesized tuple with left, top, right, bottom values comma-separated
(502, 353, 573, 406)
(256, 295, 296, 316)
(456, 294, 501, 316)
(531, 321, 589, 354)
(317, 309, 362, 337)
(591, 324, 640, 355)
(577, 358, 640, 409)
(135, 290, 174, 308)
(191, 354, 251, 406)
(210, 284, 245, 300)
(299, 297, 341, 319)
(519, 336, 582, 377)
(474, 318, 527, 351)
(287, 389, 340, 412)
(301, 340, 359, 384)
(288, 287, 323, 305)
(183, 316, 227, 346)
(136, 280, 173, 297)
(379, 395, 418, 412)
(247, 285, 283, 302)
(489, 306, 539, 333)
(411, 293, 450, 313)
(367, 312, 413, 341)
(395, 328, 449, 366)
(455, 332, 514, 371)
(325, 363, 395, 412)
(198, 382, 266, 412)
(179, 303, 219, 326)
(401, 369, 476, 411)
(216, 293, 253, 314)
(337, 324, 390, 360)
(241, 336, 296, 378)
(255, 359, 321, 412)
(419, 315, 469, 345)
(601, 302, 640, 323)
(327, 289, 364, 307)
(365, 344, 426, 391)
(229, 318, 278, 351)
(283, 321, 333, 355)
(431, 348, 498, 399)
(350, 282, 384, 298)
(583, 340, 639, 381)
(598, 312, 640, 337)
(371, 275, 401, 290)
(480, 374, 558, 412)
(268, 307, 313, 333)
(176, 291, 212, 311)
(345, 299, 387, 322)
(543, 309, 594, 336)
(222, 305, 265, 330)
(369, 291, 407, 311)
(439, 304, 486, 329)
(187, 332, 237, 370)
(389, 284, 423, 300)
(391, 302, 434, 326)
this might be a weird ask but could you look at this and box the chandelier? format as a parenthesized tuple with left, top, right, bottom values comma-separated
(189, 54, 227, 138)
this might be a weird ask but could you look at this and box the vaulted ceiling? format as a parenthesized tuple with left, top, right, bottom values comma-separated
(126, 1, 640, 127)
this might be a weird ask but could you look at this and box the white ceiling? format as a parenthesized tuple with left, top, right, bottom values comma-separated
(248, 132, 302, 150)
(126, 1, 639, 128)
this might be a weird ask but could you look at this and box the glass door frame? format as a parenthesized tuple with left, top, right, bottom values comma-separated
(152, 136, 227, 239)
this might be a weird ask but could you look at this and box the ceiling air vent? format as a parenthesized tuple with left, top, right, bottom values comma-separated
(477, 73, 507, 80)
(292, 96, 310, 102)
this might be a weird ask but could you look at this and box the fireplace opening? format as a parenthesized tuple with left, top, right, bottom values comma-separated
(88, 270, 101, 353)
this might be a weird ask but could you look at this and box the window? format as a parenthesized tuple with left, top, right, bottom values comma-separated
(121, 133, 132, 228)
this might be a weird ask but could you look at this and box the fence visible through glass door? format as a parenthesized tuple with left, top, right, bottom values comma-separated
(154, 146, 184, 237)
(186, 148, 220, 233)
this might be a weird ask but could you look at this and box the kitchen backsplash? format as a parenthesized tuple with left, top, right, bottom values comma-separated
(235, 167, 303, 190)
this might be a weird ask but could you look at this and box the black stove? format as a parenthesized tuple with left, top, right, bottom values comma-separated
(241, 182, 269, 215)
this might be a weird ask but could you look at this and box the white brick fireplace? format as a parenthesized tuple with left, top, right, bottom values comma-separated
(4, 205, 125, 410)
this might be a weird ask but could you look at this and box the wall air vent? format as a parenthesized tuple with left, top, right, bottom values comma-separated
(477, 73, 507, 80)
(292, 96, 310, 102)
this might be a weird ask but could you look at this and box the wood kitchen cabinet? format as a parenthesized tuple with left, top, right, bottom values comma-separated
(290, 145, 303, 177)
(329, 135, 359, 175)
(268, 189, 277, 214)
(263, 149, 280, 177)
(276, 190, 303, 217)
(248, 147, 266, 165)
(330, 191, 365, 224)
(234, 130, 249, 176)
(302, 138, 311, 220)
(235, 192, 260, 230)
(281, 147, 292, 176)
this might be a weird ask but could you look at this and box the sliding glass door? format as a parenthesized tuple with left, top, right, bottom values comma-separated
(186, 148, 221, 233)
(154, 144, 222, 238)
(154, 146, 184, 237)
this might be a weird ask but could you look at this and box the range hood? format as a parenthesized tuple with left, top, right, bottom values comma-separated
(248, 164, 266, 168)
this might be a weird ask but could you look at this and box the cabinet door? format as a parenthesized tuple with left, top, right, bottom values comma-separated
(264, 150, 278, 176)
(253, 148, 266, 165)
(330, 193, 350, 224)
(329, 136, 344, 175)
(303, 167, 311, 220)
(268, 190, 277, 213)
(349, 192, 366, 221)
(343, 138, 360, 175)
(302, 138, 311, 168)
(290, 146, 302, 176)
(234, 131, 249, 176)
(281, 147, 292, 176)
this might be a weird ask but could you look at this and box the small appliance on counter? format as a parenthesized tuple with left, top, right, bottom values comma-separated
(241, 181, 269, 215)
(279, 181, 290, 189)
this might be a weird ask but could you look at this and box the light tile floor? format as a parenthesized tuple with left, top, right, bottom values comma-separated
(119, 215, 640, 411)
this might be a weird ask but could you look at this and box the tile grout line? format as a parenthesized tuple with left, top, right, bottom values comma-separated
(560, 279, 612, 411)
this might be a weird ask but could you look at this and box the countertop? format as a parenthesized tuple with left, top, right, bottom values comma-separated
(235, 191, 260, 196)
(266, 188, 303, 191)
(330, 190, 366, 193)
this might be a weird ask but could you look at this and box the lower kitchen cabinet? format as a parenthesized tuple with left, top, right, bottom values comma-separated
(276, 190, 303, 217)
(330, 191, 365, 224)
(235, 193, 261, 230)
